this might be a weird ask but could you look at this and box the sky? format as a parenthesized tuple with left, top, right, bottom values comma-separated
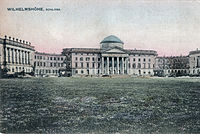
(0, 0, 200, 56)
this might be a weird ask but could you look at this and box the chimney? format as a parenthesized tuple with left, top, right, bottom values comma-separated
(5, 35, 7, 39)
(20, 39, 22, 43)
(23, 40, 25, 43)
(9, 36, 11, 40)
(13, 38, 15, 41)
(16, 39, 18, 42)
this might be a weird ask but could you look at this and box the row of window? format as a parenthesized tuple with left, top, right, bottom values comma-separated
(74, 53, 152, 57)
(35, 69, 59, 74)
(132, 63, 153, 69)
(8, 66, 32, 73)
(75, 62, 100, 68)
(35, 62, 64, 67)
(75, 57, 151, 62)
(35, 55, 64, 61)
(74, 53, 97, 56)
(133, 58, 151, 62)
(75, 57, 101, 62)
(74, 62, 153, 69)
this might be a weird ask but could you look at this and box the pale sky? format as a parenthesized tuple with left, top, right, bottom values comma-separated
(0, 0, 200, 56)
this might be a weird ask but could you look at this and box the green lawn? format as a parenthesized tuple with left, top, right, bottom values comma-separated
(0, 77, 200, 133)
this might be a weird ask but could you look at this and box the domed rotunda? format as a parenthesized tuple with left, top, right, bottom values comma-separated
(100, 35, 124, 49)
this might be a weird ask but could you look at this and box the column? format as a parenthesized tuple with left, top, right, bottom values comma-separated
(26, 51, 28, 64)
(24, 51, 27, 64)
(117, 57, 119, 74)
(18, 50, 21, 64)
(13, 49, 15, 63)
(22, 51, 24, 64)
(102, 57, 104, 74)
(127, 58, 130, 74)
(15, 50, 18, 64)
(112, 57, 114, 74)
(7, 48, 10, 63)
(28, 52, 30, 65)
(124, 57, 127, 74)
(107, 57, 109, 75)
(122, 57, 124, 74)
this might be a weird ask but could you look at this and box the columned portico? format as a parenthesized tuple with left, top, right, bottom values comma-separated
(101, 55, 129, 75)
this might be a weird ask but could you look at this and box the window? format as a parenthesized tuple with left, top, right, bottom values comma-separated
(149, 59, 151, 62)
(80, 57, 83, 61)
(75, 70, 78, 74)
(81, 70, 84, 74)
(54, 57, 56, 60)
(92, 57, 95, 61)
(75, 57, 78, 61)
(75, 62, 78, 68)
(81, 63, 83, 68)
(61, 63, 63, 67)
(61, 57, 63, 60)
(132, 63, 136, 69)
(143, 58, 146, 62)
(143, 63, 146, 69)
(44, 62, 46, 67)
(133, 58, 135, 62)
(86, 57, 90, 61)
(138, 58, 141, 62)
(50, 57, 52, 60)
(50, 63, 53, 67)
(54, 63, 57, 67)
(138, 63, 141, 68)
(58, 57, 60, 60)
(148, 63, 151, 69)
(87, 63, 89, 68)
(92, 63, 95, 68)
(35, 55, 37, 59)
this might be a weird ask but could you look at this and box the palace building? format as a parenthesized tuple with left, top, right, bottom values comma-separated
(2, 34, 198, 78)
(189, 49, 200, 75)
(154, 56, 189, 77)
(34, 52, 66, 77)
(0, 36, 35, 77)
(62, 35, 158, 76)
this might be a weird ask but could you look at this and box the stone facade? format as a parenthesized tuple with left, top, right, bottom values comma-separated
(0, 36, 35, 77)
(34, 52, 66, 77)
(62, 35, 157, 77)
(189, 49, 200, 76)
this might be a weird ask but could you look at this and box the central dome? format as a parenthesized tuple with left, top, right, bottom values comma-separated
(100, 35, 124, 44)
(100, 35, 124, 49)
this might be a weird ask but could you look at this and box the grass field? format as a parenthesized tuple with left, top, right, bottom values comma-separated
(0, 77, 200, 133)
